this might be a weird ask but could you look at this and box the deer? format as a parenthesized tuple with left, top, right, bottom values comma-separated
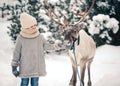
(43, 0, 96, 86)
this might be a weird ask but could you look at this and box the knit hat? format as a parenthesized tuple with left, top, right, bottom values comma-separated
(20, 12, 37, 29)
(20, 12, 39, 38)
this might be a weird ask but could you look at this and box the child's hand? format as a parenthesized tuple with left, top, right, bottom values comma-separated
(12, 66, 19, 77)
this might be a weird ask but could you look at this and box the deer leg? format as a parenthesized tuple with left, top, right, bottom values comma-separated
(80, 61, 86, 86)
(87, 60, 92, 86)
(69, 65, 77, 86)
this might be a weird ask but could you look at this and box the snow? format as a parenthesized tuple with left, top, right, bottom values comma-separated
(96, 1, 110, 8)
(0, 21, 120, 86)
(105, 18, 119, 33)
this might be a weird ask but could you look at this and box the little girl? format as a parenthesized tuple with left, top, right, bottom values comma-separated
(11, 12, 58, 86)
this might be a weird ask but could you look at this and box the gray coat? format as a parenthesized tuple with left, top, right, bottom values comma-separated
(11, 34, 55, 78)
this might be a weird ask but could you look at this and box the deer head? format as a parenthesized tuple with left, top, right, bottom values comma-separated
(43, 0, 94, 45)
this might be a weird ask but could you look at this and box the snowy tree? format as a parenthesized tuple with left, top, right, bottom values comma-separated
(87, 14, 119, 46)
(91, 0, 120, 46)
(1, 0, 120, 47)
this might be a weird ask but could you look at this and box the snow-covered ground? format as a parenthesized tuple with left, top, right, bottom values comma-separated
(0, 22, 120, 86)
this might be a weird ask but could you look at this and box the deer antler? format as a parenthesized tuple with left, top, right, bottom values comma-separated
(70, 0, 94, 26)
(43, 0, 94, 28)
(43, 0, 64, 26)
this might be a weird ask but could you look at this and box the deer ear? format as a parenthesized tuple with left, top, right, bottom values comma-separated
(59, 25, 65, 33)
(76, 23, 84, 32)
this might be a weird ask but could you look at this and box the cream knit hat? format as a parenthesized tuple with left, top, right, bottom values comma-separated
(20, 12, 37, 29)
(20, 12, 39, 38)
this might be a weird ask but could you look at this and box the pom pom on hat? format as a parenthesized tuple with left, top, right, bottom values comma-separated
(20, 12, 37, 29)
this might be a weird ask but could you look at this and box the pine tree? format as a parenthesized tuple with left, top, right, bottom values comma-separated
(87, 14, 119, 47)
(90, 0, 120, 46)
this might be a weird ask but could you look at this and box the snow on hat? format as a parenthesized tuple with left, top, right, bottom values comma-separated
(20, 12, 37, 29)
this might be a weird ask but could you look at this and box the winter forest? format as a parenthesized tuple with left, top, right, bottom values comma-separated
(0, 0, 120, 86)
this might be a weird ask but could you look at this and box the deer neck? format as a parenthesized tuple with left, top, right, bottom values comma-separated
(70, 35, 80, 50)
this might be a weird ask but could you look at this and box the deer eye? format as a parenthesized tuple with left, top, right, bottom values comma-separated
(74, 30, 77, 33)
(72, 29, 77, 33)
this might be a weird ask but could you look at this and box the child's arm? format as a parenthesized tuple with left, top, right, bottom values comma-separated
(11, 35, 22, 67)
(41, 35, 60, 52)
